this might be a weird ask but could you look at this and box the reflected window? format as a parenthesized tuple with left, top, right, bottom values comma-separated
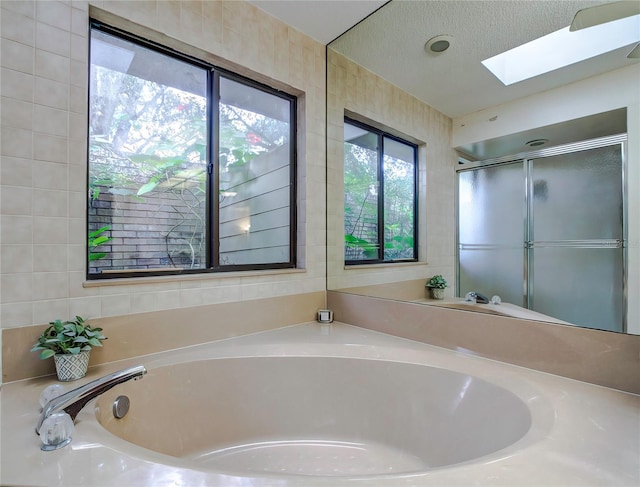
(88, 22, 296, 278)
(343, 118, 417, 264)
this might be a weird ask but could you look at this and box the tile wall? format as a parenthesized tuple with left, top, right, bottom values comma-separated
(326, 48, 457, 291)
(0, 0, 327, 381)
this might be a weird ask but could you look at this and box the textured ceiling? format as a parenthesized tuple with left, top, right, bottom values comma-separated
(328, 0, 639, 118)
(247, 0, 388, 44)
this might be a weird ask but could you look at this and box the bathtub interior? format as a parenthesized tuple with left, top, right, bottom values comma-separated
(95, 356, 533, 477)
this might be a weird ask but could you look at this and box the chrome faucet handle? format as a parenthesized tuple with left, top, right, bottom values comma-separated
(465, 292, 477, 302)
(36, 365, 146, 436)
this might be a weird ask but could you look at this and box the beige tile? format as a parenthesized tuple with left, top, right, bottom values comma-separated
(1, 39, 34, 75)
(0, 185, 32, 215)
(1, 126, 33, 158)
(180, 0, 202, 46)
(36, 21, 70, 57)
(32, 216, 67, 244)
(35, 48, 69, 84)
(0, 215, 33, 244)
(68, 296, 102, 320)
(1, 97, 32, 131)
(1, 8, 35, 46)
(71, 7, 87, 36)
(33, 105, 68, 137)
(33, 133, 68, 164)
(2, 1, 35, 18)
(69, 58, 86, 88)
(32, 298, 69, 325)
(0, 68, 34, 103)
(32, 160, 67, 189)
(35, 0, 71, 31)
(1, 244, 32, 273)
(0, 156, 33, 187)
(34, 77, 68, 110)
(100, 294, 131, 318)
(154, 290, 181, 311)
(67, 243, 86, 272)
(0, 302, 33, 329)
(32, 272, 68, 300)
(0, 274, 32, 304)
(69, 32, 86, 62)
(32, 188, 67, 217)
(33, 244, 68, 272)
(130, 292, 158, 314)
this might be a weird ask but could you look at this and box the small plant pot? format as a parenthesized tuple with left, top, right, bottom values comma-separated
(54, 351, 90, 381)
(429, 287, 445, 300)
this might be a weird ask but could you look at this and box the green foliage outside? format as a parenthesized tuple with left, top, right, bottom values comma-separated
(344, 139, 415, 261)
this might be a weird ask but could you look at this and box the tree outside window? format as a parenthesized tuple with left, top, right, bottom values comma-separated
(88, 23, 296, 278)
(344, 119, 417, 264)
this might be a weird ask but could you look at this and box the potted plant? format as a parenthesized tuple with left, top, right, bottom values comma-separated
(31, 316, 106, 381)
(426, 275, 448, 300)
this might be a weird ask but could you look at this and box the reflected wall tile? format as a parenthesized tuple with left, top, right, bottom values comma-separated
(35, 21, 70, 57)
(33, 134, 68, 164)
(34, 77, 68, 110)
(1, 68, 34, 102)
(1, 127, 33, 159)
(1, 8, 34, 46)
(35, 49, 69, 84)
(1, 39, 34, 75)
(1, 186, 33, 216)
(35, 0, 70, 31)
(0, 215, 33, 244)
(0, 157, 33, 187)
(2, 1, 36, 18)
(32, 189, 67, 217)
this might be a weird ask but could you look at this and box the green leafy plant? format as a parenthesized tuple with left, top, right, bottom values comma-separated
(31, 316, 107, 359)
(426, 274, 448, 289)
(88, 226, 112, 261)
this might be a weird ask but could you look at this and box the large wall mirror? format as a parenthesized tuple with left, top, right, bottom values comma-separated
(326, 0, 639, 335)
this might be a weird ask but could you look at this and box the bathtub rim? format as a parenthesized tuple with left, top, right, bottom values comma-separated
(86, 339, 556, 480)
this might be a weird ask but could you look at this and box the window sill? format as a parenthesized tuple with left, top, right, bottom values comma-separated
(83, 268, 307, 288)
(343, 261, 429, 271)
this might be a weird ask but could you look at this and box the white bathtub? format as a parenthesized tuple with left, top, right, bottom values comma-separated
(2, 322, 637, 486)
(95, 356, 534, 478)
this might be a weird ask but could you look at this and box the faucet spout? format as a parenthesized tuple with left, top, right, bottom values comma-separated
(36, 365, 146, 435)
(465, 291, 490, 304)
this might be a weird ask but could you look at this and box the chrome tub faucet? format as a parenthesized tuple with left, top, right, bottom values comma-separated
(36, 365, 146, 450)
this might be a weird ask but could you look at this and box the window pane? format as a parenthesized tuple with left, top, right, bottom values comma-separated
(343, 122, 380, 261)
(218, 77, 292, 266)
(88, 29, 208, 274)
(383, 137, 415, 260)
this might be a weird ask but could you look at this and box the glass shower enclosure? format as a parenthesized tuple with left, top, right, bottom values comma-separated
(457, 134, 626, 332)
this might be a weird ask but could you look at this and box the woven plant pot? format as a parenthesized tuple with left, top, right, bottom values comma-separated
(429, 287, 445, 300)
(54, 351, 90, 381)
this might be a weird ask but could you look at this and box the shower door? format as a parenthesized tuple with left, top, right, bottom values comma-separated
(458, 136, 626, 332)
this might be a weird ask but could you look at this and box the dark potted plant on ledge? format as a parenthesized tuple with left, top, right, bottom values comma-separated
(426, 275, 448, 300)
(31, 316, 106, 381)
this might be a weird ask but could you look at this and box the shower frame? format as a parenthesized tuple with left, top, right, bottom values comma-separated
(455, 133, 628, 332)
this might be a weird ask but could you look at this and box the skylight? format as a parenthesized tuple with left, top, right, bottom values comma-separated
(482, 14, 640, 85)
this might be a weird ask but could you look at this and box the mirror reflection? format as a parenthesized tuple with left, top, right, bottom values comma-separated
(326, 0, 639, 334)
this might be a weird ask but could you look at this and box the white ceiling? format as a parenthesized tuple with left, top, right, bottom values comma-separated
(247, 1, 388, 44)
(250, 0, 639, 120)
